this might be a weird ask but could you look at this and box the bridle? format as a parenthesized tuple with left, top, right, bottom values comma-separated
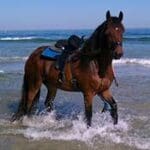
(112, 41, 122, 47)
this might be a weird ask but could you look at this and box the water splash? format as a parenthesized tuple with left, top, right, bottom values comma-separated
(0, 111, 149, 149)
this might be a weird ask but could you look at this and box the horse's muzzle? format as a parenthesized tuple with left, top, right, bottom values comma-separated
(113, 52, 123, 59)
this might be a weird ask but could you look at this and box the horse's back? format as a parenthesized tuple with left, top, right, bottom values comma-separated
(25, 46, 55, 77)
(28, 46, 47, 61)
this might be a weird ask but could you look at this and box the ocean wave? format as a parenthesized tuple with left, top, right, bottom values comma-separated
(114, 58, 150, 67)
(0, 56, 150, 68)
(1, 36, 150, 43)
(0, 37, 34, 41)
(124, 36, 150, 42)
(1, 36, 150, 42)
(0, 70, 4, 73)
(0, 37, 56, 42)
(0, 56, 28, 62)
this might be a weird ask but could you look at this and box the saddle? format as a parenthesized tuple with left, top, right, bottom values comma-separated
(55, 35, 85, 50)
(41, 46, 61, 60)
(55, 39, 68, 49)
(41, 35, 84, 61)
(41, 35, 84, 86)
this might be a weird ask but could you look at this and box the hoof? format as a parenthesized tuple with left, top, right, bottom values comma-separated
(87, 120, 92, 128)
(11, 114, 20, 122)
(11, 112, 24, 122)
(102, 102, 111, 113)
(101, 107, 106, 113)
(111, 111, 118, 125)
(46, 107, 53, 112)
(113, 116, 118, 125)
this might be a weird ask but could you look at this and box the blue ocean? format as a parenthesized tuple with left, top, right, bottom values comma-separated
(0, 29, 150, 150)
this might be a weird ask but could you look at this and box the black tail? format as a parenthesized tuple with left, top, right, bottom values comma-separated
(11, 75, 28, 121)
(11, 73, 41, 122)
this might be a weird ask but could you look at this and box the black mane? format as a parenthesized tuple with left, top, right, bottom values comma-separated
(82, 21, 107, 54)
(80, 16, 124, 76)
(82, 17, 124, 54)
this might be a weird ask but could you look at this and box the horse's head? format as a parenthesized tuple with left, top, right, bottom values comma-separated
(104, 11, 125, 59)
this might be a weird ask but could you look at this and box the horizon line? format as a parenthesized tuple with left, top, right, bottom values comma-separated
(0, 27, 150, 32)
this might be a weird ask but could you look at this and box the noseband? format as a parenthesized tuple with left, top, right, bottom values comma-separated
(112, 41, 122, 47)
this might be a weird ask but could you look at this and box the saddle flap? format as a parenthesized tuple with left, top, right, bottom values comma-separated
(41, 47, 61, 59)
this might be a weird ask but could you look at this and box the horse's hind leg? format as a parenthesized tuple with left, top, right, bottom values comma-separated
(99, 90, 118, 125)
(25, 85, 42, 115)
(13, 88, 41, 121)
(30, 89, 41, 114)
(44, 85, 57, 112)
(11, 76, 42, 121)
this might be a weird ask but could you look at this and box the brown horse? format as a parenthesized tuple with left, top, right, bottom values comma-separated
(12, 11, 125, 126)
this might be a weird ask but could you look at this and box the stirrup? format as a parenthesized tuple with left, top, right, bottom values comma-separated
(55, 62, 59, 70)
(58, 72, 66, 83)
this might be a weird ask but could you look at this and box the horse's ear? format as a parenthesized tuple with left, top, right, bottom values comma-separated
(119, 11, 123, 21)
(106, 10, 111, 20)
(81, 35, 85, 42)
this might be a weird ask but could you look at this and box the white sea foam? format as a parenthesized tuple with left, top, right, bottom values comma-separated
(0, 112, 149, 149)
(0, 56, 28, 62)
(0, 70, 4, 73)
(21, 113, 150, 149)
(20, 113, 149, 149)
(114, 58, 150, 67)
(0, 37, 35, 41)
(0, 56, 150, 68)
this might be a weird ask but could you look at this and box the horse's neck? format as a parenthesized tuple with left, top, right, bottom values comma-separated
(97, 55, 113, 78)
(79, 49, 112, 78)
(80, 26, 112, 77)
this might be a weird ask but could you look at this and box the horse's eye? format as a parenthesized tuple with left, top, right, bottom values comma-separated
(115, 27, 119, 31)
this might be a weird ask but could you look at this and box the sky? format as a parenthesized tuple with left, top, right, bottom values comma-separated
(0, 0, 150, 30)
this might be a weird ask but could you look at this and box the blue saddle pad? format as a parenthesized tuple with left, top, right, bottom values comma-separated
(41, 47, 61, 59)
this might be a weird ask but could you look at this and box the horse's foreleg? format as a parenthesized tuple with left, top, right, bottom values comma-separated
(44, 86, 57, 112)
(99, 90, 118, 125)
(84, 93, 94, 127)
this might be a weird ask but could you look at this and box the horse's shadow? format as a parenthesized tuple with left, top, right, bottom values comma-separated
(8, 100, 83, 121)
(38, 100, 83, 120)
(8, 101, 19, 114)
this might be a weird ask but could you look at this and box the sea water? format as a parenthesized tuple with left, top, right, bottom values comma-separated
(0, 29, 150, 150)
